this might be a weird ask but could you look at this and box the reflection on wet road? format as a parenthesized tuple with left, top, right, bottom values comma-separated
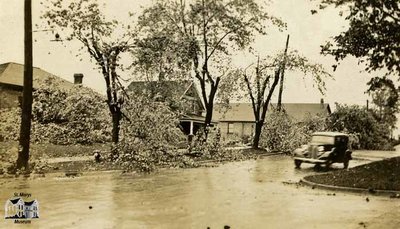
(0, 155, 399, 228)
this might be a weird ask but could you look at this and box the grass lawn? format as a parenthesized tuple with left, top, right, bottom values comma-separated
(0, 141, 276, 174)
(0, 141, 111, 159)
(0, 141, 113, 174)
(304, 157, 400, 191)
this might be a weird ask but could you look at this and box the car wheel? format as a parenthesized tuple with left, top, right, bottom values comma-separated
(343, 159, 349, 169)
(294, 160, 302, 169)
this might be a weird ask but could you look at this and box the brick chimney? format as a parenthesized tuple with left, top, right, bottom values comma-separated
(73, 73, 84, 85)
(320, 98, 324, 104)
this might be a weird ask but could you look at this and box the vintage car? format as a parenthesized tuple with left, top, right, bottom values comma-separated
(293, 132, 352, 169)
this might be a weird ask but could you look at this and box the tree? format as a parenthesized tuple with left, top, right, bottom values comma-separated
(243, 57, 281, 149)
(318, 0, 400, 75)
(42, 0, 135, 143)
(366, 76, 400, 131)
(16, 0, 33, 171)
(137, 0, 284, 128)
(242, 48, 331, 149)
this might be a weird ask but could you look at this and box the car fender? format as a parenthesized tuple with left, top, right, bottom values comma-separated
(318, 150, 334, 160)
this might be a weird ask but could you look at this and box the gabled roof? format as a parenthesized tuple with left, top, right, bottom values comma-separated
(214, 103, 255, 122)
(127, 80, 204, 109)
(9, 198, 22, 205)
(214, 102, 331, 122)
(24, 200, 38, 206)
(0, 62, 74, 90)
(271, 103, 331, 120)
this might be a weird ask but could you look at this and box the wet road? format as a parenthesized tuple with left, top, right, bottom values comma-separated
(0, 155, 399, 229)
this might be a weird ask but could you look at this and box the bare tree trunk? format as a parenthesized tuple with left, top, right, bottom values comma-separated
(251, 69, 281, 149)
(277, 34, 290, 111)
(16, 0, 33, 171)
(204, 84, 218, 127)
(111, 109, 121, 143)
(252, 121, 263, 149)
(204, 104, 213, 127)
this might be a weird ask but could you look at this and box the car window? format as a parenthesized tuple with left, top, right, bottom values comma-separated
(335, 137, 348, 147)
(311, 135, 334, 144)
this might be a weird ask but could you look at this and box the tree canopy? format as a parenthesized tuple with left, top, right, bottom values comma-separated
(240, 48, 332, 149)
(318, 0, 400, 75)
(42, 0, 136, 143)
(366, 76, 400, 128)
(137, 0, 285, 126)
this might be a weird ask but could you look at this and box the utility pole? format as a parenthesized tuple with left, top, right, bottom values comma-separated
(277, 34, 290, 112)
(16, 0, 33, 171)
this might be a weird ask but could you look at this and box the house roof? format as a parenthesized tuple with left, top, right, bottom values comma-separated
(24, 200, 37, 206)
(0, 62, 74, 90)
(9, 198, 22, 204)
(312, 132, 348, 137)
(214, 102, 331, 122)
(127, 80, 205, 109)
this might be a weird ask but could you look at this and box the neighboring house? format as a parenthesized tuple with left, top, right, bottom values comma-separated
(0, 62, 79, 109)
(128, 80, 211, 137)
(214, 100, 332, 140)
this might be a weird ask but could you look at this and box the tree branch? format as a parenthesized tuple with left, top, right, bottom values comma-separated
(244, 73, 259, 121)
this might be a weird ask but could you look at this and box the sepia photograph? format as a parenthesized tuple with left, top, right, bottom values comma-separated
(0, 0, 399, 228)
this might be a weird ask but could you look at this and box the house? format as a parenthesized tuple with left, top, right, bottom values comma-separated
(0, 62, 78, 109)
(4, 198, 25, 218)
(214, 100, 332, 140)
(128, 80, 211, 137)
(23, 200, 39, 219)
(4, 197, 39, 219)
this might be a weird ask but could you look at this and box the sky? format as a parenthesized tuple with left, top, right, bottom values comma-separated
(0, 0, 385, 109)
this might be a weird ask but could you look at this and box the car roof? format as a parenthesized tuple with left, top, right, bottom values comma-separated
(312, 132, 348, 137)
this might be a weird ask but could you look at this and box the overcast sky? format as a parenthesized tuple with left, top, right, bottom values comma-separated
(0, 0, 384, 108)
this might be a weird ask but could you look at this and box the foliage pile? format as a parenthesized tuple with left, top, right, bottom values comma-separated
(0, 77, 111, 145)
(260, 111, 327, 153)
(328, 104, 393, 150)
(189, 127, 223, 158)
(114, 94, 190, 172)
(188, 128, 259, 162)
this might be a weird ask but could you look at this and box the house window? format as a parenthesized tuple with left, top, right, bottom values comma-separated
(227, 122, 234, 134)
(192, 101, 197, 114)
